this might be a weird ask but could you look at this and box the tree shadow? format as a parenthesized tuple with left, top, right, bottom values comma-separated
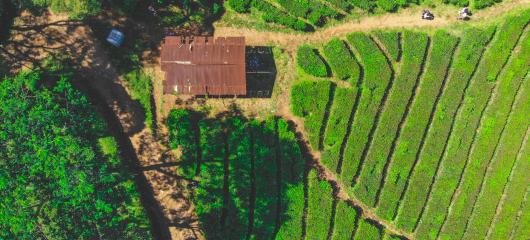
(166, 106, 307, 239)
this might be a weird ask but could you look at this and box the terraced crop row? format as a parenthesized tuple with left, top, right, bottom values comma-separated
(290, 9, 530, 240)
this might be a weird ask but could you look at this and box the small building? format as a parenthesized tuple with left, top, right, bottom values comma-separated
(160, 36, 246, 96)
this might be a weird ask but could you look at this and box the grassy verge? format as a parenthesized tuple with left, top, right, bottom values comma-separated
(340, 33, 393, 186)
(439, 30, 530, 240)
(375, 30, 458, 220)
(463, 75, 530, 239)
(353, 31, 429, 206)
(394, 27, 494, 232)
(123, 69, 154, 130)
(415, 12, 530, 240)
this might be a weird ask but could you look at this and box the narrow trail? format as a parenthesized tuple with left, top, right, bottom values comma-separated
(215, 0, 530, 49)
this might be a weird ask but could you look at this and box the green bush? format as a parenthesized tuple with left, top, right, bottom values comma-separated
(373, 31, 401, 61)
(323, 38, 361, 83)
(463, 51, 530, 240)
(253, 1, 311, 31)
(443, 0, 470, 6)
(438, 28, 530, 240)
(377, 0, 399, 12)
(340, 33, 392, 188)
(416, 12, 530, 240)
(228, 0, 251, 13)
(123, 69, 154, 130)
(326, 0, 352, 10)
(395, 27, 494, 232)
(291, 80, 334, 149)
(353, 31, 428, 207)
(297, 45, 329, 77)
(276, 0, 310, 18)
(321, 87, 359, 172)
(306, 169, 334, 240)
(354, 219, 384, 240)
(376, 30, 458, 220)
(351, 0, 376, 11)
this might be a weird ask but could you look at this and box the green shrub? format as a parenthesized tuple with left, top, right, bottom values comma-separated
(340, 33, 392, 188)
(321, 87, 359, 172)
(331, 201, 359, 240)
(377, 0, 399, 12)
(438, 29, 530, 240)
(395, 27, 494, 232)
(291, 80, 334, 149)
(123, 69, 154, 130)
(276, 0, 310, 18)
(373, 31, 401, 61)
(443, 0, 470, 6)
(463, 64, 530, 240)
(253, 1, 311, 31)
(228, 0, 251, 13)
(306, 169, 334, 240)
(353, 31, 428, 207)
(353, 219, 384, 240)
(297, 45, 329, 77)
(323, 38, 361, 83)
(416, 12, 530, 239)
(351, 0, 376, 11)
(326, 0, 352, 10)
(376, 30, 458, 220)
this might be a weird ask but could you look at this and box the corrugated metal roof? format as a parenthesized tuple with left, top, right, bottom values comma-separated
(161, 36, 246, 95)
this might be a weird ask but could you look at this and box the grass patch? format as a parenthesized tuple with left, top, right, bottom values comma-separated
(123, 69, 154, 131)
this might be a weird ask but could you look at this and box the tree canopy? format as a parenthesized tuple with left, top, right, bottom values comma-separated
(0, 71, 152, 239)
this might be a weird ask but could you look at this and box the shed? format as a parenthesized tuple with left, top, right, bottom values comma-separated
(160, 36, 246, 96)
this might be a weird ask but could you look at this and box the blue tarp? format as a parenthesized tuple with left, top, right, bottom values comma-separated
(106, 29, 124, 47)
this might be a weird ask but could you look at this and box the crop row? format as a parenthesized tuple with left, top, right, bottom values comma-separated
(394, 27, 495, 232)
(438, 27, 530, 240)
(321, 87, 359, 172)
(276, 0, 341, 26)
(415, 12, 530, 240)
(297, 45, 329, 77)
(463, 72, 530, 239)
(291, 80, 334, 149)
(251, 1, 311, 31)
(340, 33, 393, 188)
(375, 30, 459, 221)
(323, 38, 362, 84)
(353, 31, 429, 207)
(373, 31, 401, 62)
(306, 169, 335, 239)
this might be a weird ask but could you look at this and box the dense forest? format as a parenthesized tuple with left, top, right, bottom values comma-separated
(0, 69, 151, 239)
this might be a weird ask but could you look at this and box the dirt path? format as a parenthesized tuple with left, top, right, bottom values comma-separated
(215, 0, 530, 49)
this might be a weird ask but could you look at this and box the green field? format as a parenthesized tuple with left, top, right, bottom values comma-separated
(290, 9, 530, 240)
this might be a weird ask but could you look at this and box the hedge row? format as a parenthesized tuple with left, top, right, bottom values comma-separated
(291, 80, 334, 149)
(487, 136, 529, 239)
(252, 1, 311, 31)
(443, 0, 470, 7)
(228, 0, 251, 13)
(331, 201, 359, 240)
(373, 31, 401, 61)
(275, 0, 340, 26)
(394, 27, 494, 232)
(464, 73, 530, 239)
(416, 13, 530, 240)
(353, 219, 384, 240)
(297, 45, 329, 77)
(306, 169, 335, 240)
(340, 33, 392, 188)
(323, 38, 362, 83)
(473, 0, 500, 9)
(438, 30, 530, 240)
(321, 87, 359, 172)
(353, 31, 429, 207)
(375, 31, 459, 220)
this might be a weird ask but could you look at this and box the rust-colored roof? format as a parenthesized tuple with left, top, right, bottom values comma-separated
(161, 36, 246, 95)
